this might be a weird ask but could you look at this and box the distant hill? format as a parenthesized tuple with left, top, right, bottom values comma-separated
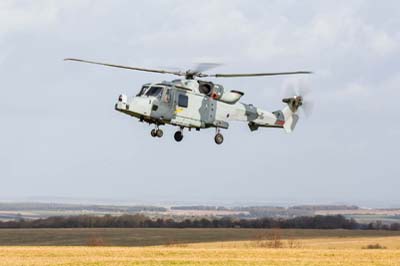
(1, 202, 399, 224)
(0, 202, 167, 221)
(0, 202, 167, 212)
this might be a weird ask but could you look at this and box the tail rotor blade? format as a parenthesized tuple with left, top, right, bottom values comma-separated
(298, 78, 311, 97)
(302, 100, 314, 117)
(282, 79, 298, 97)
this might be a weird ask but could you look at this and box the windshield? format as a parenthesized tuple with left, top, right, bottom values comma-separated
(137, 86, 149, 96)
(145, 86, 163, 98)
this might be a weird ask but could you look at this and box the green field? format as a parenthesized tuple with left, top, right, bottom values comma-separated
(1, 229, 400, 266)
(0, 228, 400, 246)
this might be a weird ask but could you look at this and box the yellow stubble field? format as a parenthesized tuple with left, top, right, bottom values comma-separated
(0, 229, 400, 266)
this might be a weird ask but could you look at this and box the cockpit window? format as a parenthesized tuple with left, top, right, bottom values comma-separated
(137, 86, 149, 96)
(145, 86, 163, 97)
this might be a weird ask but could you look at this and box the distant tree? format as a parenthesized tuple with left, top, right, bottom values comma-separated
(390, 223, 400, 231)
(0, 214, 399, 231)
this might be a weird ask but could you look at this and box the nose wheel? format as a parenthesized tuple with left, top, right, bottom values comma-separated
(151, 128, 163, 138)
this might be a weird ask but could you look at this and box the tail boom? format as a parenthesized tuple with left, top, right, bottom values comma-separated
(247, 96, 302, 133)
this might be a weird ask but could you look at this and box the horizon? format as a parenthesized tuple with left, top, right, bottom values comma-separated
(0, 196, 398, 209)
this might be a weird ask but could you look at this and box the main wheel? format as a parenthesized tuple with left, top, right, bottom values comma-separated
(151, 129, 157, 137)
(174, 131, 183, 142)
(156, 129, 163, 138)
(214, 133, 224, 145)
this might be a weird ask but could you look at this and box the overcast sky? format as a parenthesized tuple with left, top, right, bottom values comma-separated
(0, 0, 399, 207)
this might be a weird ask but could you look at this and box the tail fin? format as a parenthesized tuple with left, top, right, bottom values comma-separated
(281, 107, 299, 133)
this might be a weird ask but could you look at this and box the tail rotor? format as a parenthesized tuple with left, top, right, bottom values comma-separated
(282, 78, 314, 117)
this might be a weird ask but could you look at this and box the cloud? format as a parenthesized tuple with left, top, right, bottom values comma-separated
(0, 1, 58, 34)
(368, 31, 398, 56)
(340, 82, 370, 97)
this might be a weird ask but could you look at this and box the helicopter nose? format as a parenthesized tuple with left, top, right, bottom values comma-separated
(115, 96, 153, 117)
(129, 96, 153, 116)
(115, 94, 128, 111)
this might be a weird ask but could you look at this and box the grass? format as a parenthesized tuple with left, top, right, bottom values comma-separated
(1, 228, 400, 246)
(1, 229, 400, 265)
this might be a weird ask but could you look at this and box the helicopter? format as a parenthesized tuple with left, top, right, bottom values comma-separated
(65, 58, 312, 144)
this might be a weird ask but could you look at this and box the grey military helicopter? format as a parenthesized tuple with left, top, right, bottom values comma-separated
(65, 58, 312, 144)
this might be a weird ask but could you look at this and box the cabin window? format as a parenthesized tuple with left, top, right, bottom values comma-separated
(145, 86, 163, 98)
(178, 94, 188, 108)
(137, 86, 149, 96)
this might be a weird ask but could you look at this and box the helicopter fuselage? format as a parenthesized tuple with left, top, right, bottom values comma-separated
(115, 79, 279, 133)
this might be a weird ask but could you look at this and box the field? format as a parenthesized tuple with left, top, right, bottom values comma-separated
(1, 228, 400, 265)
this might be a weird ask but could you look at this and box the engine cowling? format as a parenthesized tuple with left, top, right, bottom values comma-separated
(211, 85, 244, 104)
(213, 90, 244, 104)
(197, 81, 244, 104)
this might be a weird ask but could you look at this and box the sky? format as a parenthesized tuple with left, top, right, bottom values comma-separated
(0, 0, 399, 207)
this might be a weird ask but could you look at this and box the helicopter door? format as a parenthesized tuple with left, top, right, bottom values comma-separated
(172, 92, 202, 128)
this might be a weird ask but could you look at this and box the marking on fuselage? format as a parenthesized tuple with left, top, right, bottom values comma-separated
(175, 108, 183, 114)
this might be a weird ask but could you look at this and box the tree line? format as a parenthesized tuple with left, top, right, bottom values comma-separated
(0, 214, 399, 230)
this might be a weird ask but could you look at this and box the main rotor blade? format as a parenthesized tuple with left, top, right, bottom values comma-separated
(64, 58, 184, 76)
(207, 71, 312, 78)
(192, 63, 222, 73)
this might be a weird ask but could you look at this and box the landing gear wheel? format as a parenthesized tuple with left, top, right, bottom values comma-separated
(156, 129, 163, 138)
(174, 131, 183, 142)
(214, 133, 224, 145)
(151, 129, 157, 137)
